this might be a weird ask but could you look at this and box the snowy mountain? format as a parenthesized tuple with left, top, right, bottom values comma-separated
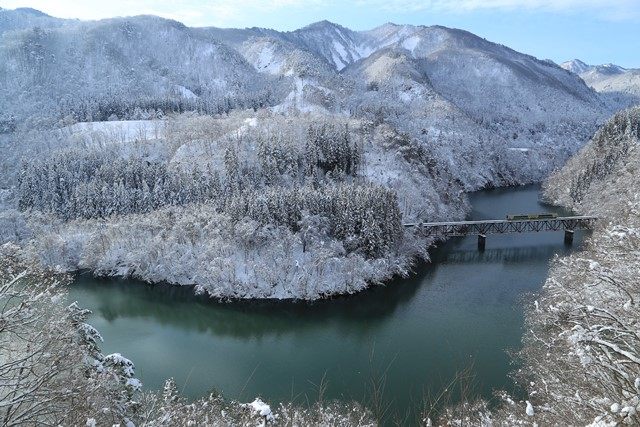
(0, 8, 607, 128)
(581, 66, 640, 100)
(0, 10, 608, 147)
(560, 59, 592, 75)
(0, 7, 65, 35)
(562, 60, 627, 75)
(354, 25, 602, 126)
(0, 10, 271, 124)
(285, 21, 374, 70)
(561, 59, 629, 79)
(561, 59, 640, 108)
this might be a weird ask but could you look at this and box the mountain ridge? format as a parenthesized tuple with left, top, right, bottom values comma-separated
(561, 58, 640, 108)
(0, 6, 615, 161)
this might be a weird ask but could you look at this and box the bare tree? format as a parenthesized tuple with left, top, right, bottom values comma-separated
(0, 243, 138, 426)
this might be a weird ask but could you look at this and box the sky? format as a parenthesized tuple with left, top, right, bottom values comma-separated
(1, 0, 639, 68)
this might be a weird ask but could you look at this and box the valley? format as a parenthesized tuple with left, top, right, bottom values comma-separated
(0, 5, 638, 426)
(67, 184, 585, 422)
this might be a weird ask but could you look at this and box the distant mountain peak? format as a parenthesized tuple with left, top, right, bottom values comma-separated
(289, 20, 370, 70)
(561, 59, 631, 80)
(13, 7, 52, 17)
(596, 63, 627, 74)
(561, 59, 591, 74)
(299, 20, 345, 32)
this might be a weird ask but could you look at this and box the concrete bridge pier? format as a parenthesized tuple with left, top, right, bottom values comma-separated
(478, 234, 486, 251)
(564, 229, 574, 245)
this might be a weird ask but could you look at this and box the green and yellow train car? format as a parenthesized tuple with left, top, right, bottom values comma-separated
(506, 213, 558, 221)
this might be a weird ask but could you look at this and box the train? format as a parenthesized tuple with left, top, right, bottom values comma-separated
(506, 213, 558, 221)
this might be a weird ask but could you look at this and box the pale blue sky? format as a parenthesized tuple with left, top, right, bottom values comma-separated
(2, 0, 639, 68)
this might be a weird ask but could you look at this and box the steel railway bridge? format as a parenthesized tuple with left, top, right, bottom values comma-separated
(403, 216, 598, 250)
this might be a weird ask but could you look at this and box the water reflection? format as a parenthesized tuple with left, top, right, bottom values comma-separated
(72, 235, 576, 339)
(435, 243, 572, 264)
(73, 263, 428, 339)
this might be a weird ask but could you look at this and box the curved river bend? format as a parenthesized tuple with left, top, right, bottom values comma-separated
(69, 185, 583, 419)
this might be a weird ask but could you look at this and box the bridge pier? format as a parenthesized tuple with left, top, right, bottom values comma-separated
(564, 229, 574, 245)
(478, 234, 486, 251)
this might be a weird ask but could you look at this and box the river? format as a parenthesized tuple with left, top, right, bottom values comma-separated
(68, 184, 584, 421)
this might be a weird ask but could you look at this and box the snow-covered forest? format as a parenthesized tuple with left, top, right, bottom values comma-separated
(5, 115, 428, 298)
(513, 107, 640, 425)
(0, 7, 621, 299)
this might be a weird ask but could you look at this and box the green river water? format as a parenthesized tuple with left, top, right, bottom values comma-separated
(69, 184, 583, 421)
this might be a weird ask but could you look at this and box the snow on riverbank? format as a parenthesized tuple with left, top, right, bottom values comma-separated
(479, 107, 640, 426)
(19, 205, 416, 300)
(7, 113, 442, 300)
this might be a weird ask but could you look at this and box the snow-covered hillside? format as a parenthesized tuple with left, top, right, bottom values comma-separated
(286, 21, 374, 70)
(0, 12, 271, 125)
(0, 6, 65, 34)
(513, 107, 640, 426)
(0, 7, 620, 299)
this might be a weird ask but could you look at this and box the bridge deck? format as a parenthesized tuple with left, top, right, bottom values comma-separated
(409, 216, 597, 228)
(403, 216, 598, 238)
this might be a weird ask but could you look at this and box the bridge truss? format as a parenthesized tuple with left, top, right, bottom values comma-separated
(405, 216, 598, 239)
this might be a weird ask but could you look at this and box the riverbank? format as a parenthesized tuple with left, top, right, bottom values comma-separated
(519, 107, 640, 425)
(467, 107, 640, 426)
(2, 179, 599, 425)
(68, 184, 583, 424)
(0, 242, 376, 426)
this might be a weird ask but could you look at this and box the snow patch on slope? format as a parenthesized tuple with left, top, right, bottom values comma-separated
(253, 45, 283, 75)
(175, 85, 198, 99)
(333, 40, 348, 64)
(401, 35, 421, 56)
(331, 51, 346, 70)
(60, 120, 165, 145)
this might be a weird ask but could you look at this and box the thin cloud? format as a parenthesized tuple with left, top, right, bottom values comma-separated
(0, 0, 326, 26)
(358, 0, 639, 20)
(2, 0, 638, 25)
